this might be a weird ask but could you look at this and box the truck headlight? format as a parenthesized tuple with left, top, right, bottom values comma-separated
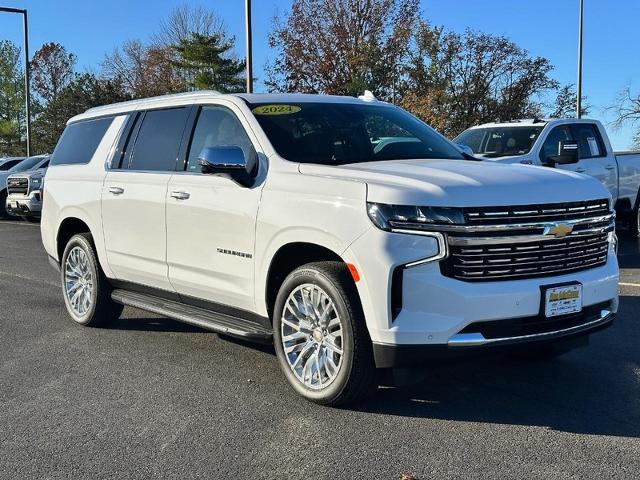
(367, 202, 465, 232)
(31, 177, 42, 187)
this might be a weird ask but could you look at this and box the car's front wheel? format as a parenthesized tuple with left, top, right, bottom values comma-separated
(61, 233, 123, 326)
(273, 261, 376, 406)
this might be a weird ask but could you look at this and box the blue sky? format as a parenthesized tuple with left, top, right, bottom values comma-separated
(1, 0, 638, 149)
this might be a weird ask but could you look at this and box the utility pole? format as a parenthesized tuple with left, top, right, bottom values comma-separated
(576, 0, 584, 119)
(245, 0, 253, 94)
(0, 6, 31, 156)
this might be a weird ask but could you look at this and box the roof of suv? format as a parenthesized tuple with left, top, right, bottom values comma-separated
(70, 91, 387, 124)
(467, 118, 600, 130)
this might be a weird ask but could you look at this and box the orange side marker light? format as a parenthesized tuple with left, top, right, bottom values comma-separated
(347, 263, 360, 282)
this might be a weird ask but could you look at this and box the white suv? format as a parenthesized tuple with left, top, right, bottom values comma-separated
(41, 91, 619, 405)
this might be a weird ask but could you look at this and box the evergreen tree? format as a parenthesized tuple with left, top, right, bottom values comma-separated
(0, 40, 26, 156)
(172, 33, 245, 93)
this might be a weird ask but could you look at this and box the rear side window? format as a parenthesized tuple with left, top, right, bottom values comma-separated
(0, 159, 20, 170)
(51, 117, 114, 166)
(128, 108, 189, 171)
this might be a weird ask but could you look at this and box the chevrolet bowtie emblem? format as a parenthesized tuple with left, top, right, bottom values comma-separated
(543, 222, 573, 238)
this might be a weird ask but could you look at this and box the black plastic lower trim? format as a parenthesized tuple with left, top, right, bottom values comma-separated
(372, 314, 614, 368)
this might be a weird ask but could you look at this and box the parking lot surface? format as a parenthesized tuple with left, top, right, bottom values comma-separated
(1, 220, 639, 479)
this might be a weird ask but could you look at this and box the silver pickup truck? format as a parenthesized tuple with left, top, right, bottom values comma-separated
(455, 119, 640, 233)
(5, 155, 50, 220)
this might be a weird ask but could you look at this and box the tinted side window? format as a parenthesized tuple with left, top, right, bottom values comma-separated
(185, 106, 253, 172)
(129, 108, 190, 171)
(0, 159, 20, 170)
(539, 126, 574, 163)
(50, 117, 114, 166)
(574, 124, 604, 159)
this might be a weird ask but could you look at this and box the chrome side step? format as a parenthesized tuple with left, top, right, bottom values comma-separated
(111, 289, 272, 343)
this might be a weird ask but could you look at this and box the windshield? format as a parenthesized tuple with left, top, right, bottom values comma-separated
(10, 156, 45, 173)
(454, 126, 543, 157)
(249, 102, 464, 165)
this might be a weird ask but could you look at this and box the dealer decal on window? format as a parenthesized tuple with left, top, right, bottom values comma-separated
(252, 105, 301, 115)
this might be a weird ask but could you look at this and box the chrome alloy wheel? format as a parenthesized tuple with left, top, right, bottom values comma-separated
(64, 246, 94, 317)
(280, 284, 344, 390)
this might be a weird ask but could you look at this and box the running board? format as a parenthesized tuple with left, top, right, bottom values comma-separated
(111, 289, 272, 343)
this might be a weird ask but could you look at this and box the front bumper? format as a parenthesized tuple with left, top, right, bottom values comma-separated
(5, 192, 42, 217)
(343, 226, 619, 351)
(373, 306, 614, 368)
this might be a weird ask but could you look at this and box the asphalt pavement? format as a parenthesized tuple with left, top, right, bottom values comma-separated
(1, 219, 639, 479)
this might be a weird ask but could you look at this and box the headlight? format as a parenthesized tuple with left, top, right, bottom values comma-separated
(30, 177, 42, 187)
(367, 202, 465, 232)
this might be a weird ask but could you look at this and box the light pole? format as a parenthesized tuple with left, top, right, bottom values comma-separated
(576, 0, 584, 119)
(245, 0, 253, 94)
(0, 6, 31, 156)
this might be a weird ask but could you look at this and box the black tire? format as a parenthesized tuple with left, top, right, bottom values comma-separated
(60, 233, 123, 327)
(0, 190, 8, 219)
(273, 261, 376, 406)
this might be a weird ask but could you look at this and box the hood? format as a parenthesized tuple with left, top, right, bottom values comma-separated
(298, 159, 610, 207)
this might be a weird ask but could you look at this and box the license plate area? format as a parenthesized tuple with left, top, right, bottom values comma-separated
(542, 282, 583, 318)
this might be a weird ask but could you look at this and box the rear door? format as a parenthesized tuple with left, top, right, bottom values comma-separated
(101, 107, 190, 291)
(165, 103, 264, 311)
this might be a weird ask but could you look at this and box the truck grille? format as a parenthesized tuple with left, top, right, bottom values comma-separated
(440, 199, 613, 282)
(7, 177, 28, 195)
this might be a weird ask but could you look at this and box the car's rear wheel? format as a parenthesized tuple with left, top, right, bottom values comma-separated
(0, 190, 8, 219)
(273, 261, 376, 406)
(61, 233, 123, 326)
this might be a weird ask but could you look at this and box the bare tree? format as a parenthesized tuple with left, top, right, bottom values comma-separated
(611, 86, 640, 149)
(549, 83, 589, 118)
(30, 42, 76, 104)
(152, 4, 226, 47)
(102, 40, 185, 98)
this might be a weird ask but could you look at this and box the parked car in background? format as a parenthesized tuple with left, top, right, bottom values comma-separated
(5, 154, 50, 221)
(42, 92, 618, 406)
(0, 156, 28, 218)
(454, 119, 640, 232)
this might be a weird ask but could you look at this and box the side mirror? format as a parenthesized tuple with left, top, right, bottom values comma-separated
(456, 143, 475, 156)
(545, 140, 579, 166)
(198, 146, 256, 187)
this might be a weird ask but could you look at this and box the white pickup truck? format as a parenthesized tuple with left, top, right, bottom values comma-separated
(42, 92, 619, 405)
(454, 119, 640, 232)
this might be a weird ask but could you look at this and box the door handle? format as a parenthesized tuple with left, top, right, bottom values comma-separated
(170, 191, 190, 200)
(108, 186, 124, 195)
(605, 164, 616, 170)
(575, 168, 586, 173)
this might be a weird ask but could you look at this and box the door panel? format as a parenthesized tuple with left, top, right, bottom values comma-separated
(166, 174, 261, 310)
(101, 171, 174, 290)
(166, 104, 262, 311)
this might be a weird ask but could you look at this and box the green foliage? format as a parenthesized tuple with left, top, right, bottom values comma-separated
(32, 73, 131, 154)
(172, 32, 245, 92)
(0, 40, 26, 156)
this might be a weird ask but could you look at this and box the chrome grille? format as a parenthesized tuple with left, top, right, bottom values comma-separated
(463, 199, 610, 224)
(441, 199, 613, 282)
(6, 177, 28, 195)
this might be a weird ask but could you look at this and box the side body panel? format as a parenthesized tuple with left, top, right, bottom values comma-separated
(41, 115, 127, 280)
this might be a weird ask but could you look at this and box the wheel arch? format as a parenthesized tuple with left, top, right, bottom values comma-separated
(264, 241, 353, 321)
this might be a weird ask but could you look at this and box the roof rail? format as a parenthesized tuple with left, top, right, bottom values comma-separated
(84, 89, 223, 114)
